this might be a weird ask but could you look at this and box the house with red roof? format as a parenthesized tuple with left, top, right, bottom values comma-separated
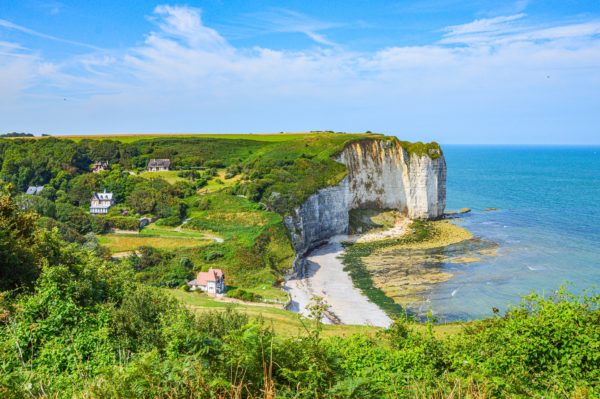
(187, 268, 225, 295)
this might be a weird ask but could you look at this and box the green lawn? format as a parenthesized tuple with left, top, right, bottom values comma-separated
(140, 223, 215, 239)
(166, 289, 465, 338)
(98, 234, 211, 253)
(99, 222, 216, 253)
(138, 170, 188, 184)
(57, 132, 352, 143)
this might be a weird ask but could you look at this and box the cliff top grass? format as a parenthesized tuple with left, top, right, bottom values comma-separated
(42, 131, 379, 143)
(396, 138, 443, 159)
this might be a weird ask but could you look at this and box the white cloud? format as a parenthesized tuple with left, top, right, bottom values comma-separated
(0, 19, 100, 50)
(441, 13, 600, 46)
(445, 13, 526, 36)
(0, 5, 599, 142)
(237, 8, 340, 46)
(151, 5, 231, 52)
(0, 46, 39, 105)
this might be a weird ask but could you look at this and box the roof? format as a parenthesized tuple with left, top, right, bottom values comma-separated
(148, 158, 171, 168)
(92, 189, 113, 201)
(194, 268, 224, 285)
(92, 161, 109, 167)
(26, 186, 44, 195)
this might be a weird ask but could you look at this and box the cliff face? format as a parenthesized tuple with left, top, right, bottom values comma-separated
(284, 139, 446, 258)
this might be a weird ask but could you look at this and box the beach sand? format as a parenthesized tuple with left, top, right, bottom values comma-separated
(285, 236, 392, 327)
(285, 218, 486, 325)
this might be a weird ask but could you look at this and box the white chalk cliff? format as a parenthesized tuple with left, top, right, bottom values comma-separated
(284, 138, 446, 258)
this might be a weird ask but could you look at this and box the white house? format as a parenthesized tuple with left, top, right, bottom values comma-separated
(147, 159, 171, 172)
(90, 189, 114, 214)
(188, 268, 225, 295)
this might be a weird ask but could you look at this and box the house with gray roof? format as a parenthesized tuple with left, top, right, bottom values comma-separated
(147, 159, 171, 172)
(90, 189, 114, 214)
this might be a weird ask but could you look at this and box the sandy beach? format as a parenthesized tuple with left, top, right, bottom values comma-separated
(286, 235, 392, 327)
(284, 218, 481, 326)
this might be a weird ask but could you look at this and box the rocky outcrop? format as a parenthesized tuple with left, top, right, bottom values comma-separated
(284, 139, 446, 260)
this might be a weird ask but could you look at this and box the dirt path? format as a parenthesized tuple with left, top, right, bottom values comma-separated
(175, 218, 225, 243)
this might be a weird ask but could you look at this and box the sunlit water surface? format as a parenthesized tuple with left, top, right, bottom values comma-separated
(418, 145, 600, 321)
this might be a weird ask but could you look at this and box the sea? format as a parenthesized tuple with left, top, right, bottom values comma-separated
(428, 145, 600, 321)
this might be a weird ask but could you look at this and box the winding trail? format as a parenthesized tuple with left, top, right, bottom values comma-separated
(176, 218, 224, 243)
(285, 236, 392, 328)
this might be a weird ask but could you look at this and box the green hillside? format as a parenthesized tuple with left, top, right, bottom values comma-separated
(0, 133, 598, 398)
(0, 132, 442, 294)
(0, 132, 373, 293)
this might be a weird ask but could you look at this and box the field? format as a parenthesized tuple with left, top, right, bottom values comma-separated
(98, 234, 211, 253)
(203, 169, 242, 192)
(138, 170, 189, 184)
(57, 132, 345, 143)
(140, 223, 218, 239)
(98, 222, 216, 253)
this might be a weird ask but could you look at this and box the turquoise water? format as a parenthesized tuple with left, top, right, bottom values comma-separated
(429, 146, 600, 321)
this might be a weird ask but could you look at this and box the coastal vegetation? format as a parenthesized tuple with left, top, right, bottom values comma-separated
(341, 220, 437, 317)
(0, 132, 441, 293)
(0, 195, 597, 397)
(0, 133, 598, 397)
(341, 220, 497, 317)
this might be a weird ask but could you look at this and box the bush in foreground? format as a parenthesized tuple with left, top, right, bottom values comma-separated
(0, 195, 598, 398)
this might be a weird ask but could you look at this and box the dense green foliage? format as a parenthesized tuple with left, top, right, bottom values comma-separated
(396, 139, 443, 159)
(185, 192, 295, 288)
(0, 138, 598, 397)
(0, 132, 34, 137)
(0, 201, 597, 397)
(0, 195, 60, 290)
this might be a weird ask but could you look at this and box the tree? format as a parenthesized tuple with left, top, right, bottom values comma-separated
(55, 203, 93, 234)
(15, 193, 56, 217)
(126, 187, 156, 215)
(68, 173, 99, 206)
(0, 194, 59, 290)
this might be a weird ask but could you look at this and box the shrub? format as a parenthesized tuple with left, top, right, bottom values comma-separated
(105, 216, 140, 231)
(227, 288, 262, 302)
(204, 159, 225, 168)
(155, 216, 181, 227)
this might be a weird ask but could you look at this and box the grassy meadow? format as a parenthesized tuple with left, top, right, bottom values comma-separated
(98, 234, 212, 253)
(166, 289, 464, 339)
(138, 170, 189, 184)
(57, 132, 357, 143)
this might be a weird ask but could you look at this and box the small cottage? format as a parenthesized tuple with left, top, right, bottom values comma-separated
(25, 186, 44, 195)
(90, 189, 114, 214)
(92, 161, 109, 173)
(147, 159, 171, 172)
(188, 268, 225, 295)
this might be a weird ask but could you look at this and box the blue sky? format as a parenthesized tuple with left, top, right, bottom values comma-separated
(1, 0, 600, 143)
